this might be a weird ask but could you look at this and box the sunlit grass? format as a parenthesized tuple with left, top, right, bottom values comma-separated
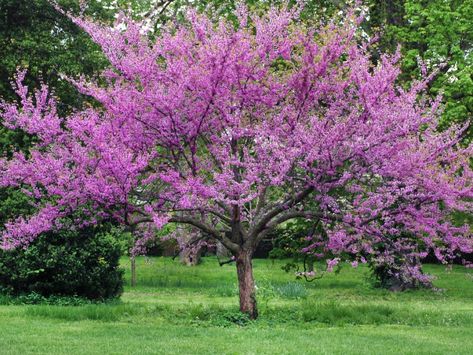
(1, 256, 473, 354)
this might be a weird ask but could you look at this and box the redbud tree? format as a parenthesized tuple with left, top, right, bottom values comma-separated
(1, 4, 472, 318)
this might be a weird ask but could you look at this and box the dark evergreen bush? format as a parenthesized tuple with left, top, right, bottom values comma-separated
(0, 227, 123, 300)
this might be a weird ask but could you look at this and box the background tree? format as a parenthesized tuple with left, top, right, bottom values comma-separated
(368, 0, 473, 143)
(0, 0, 180, 222)
(0, 0, 170, 295)
(0, 0, 113, 227)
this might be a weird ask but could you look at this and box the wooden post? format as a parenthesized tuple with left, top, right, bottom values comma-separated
(130, 256, 136, 287)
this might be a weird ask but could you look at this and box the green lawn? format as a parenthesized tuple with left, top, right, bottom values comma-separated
(1, 257, 473, 354)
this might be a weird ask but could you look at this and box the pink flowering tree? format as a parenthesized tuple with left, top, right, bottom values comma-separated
(1, 3, 473, 318)
(162, 226, 215, 266)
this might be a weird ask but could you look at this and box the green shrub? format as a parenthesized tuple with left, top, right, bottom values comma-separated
(0, 227, 124, 300)
(212, 310, 252, 327)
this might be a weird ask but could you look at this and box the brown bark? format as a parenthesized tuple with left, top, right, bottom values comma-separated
(307, 257, 314, 273)
(216, 241, 232, 259)
(236, 250, 258, 319)
(130, 256, 136, 287)
(179, 245, 203, 266)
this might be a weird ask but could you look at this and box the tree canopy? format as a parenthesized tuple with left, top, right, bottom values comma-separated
(1, 3, 472, 317)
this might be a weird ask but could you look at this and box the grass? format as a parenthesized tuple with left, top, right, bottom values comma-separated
(1, 257, 473, 354)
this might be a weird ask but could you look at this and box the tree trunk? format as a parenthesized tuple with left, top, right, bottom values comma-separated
(179, 245, 203, 266)
(236, 250, 258, 319)
(130, 256, 136, 287)
(307, 257, 314, 273)
(216, 241, 232, 259)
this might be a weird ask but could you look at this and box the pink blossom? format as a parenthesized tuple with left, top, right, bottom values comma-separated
(326, 258, 340, 272)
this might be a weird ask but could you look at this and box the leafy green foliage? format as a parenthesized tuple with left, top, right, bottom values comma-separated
(0, 0, 114, 109)
(0, 188, 32, 226)
(0, 226, 124, 299)
(369, 0, 473, 143)
(269, 219, 335, 279)
(0, 0, 114, 226)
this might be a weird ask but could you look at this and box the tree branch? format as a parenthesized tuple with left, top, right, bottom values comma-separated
(249, 186, 315, 239)
(168, 215, 239, 253)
